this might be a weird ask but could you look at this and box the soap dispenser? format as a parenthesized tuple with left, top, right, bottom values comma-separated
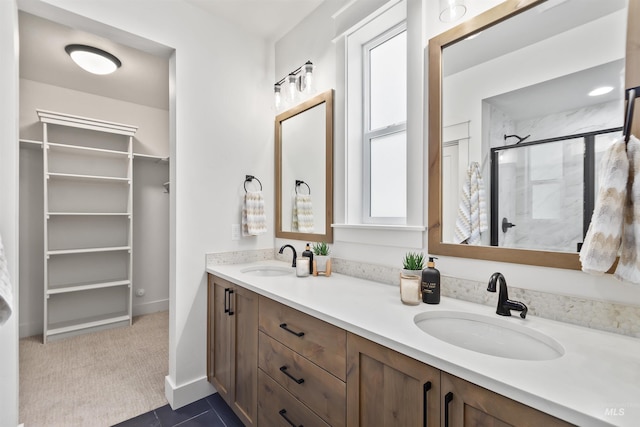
(421, 257, 440, 304)
(302, 243, 314, 275)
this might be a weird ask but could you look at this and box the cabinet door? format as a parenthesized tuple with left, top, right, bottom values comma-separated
(208, 275, 232, 401)
(230, 284, 259, 427)
(346, 333, 440, 427)
(441, 373, 572, 427)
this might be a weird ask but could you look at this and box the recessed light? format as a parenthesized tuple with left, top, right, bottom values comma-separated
(65, 44, 121, 75)
(588, 86, 614, 97)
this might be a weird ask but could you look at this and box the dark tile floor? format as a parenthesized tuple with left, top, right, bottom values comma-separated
(112, 393, 245, 427)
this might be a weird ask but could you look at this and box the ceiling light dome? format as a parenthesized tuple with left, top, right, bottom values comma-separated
(65, 44, 121, 75)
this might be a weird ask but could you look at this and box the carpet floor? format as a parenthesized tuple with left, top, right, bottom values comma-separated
(19, 311, 169, 427)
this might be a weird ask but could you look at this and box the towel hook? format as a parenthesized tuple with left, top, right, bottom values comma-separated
(624, 87, 638, 144)
(295, 180, 311, 195)
(244, 175, 262, 193)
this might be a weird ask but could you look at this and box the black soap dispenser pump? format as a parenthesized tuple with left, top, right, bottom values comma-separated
(421, 257, 440, 304)
(302, 243, 314, 275)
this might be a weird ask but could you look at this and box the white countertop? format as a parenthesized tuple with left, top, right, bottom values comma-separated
(207, 260, 640, 426)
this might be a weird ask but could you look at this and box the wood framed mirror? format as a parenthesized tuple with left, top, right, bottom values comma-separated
(428, 0, 630, 269)
(276, 90, 333, 242)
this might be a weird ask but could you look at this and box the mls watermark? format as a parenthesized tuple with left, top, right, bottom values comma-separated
(604, 408, 626, 417)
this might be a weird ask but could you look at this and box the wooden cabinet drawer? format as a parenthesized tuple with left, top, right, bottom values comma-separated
(259, 332, 346, 427)
(259, 369, 330, 427)
(259, 296, 347, 380)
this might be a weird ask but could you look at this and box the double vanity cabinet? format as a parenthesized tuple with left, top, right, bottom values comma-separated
(207, 272, 571, 427)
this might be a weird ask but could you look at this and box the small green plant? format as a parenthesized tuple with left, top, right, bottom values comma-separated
(402, 252, 425, 271)
(312, 242, 330, 256)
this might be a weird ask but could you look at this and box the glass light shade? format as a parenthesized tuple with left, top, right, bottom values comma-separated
(65, 45, 121, 75)
(303, 61, 314, 94)
(439, 0, 467, 23)
(274, 83, 282, 111)
(286, 73, 298, 105)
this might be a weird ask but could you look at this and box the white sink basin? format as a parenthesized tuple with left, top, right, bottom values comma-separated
(414, 311, 564, 361)
(241, 265, 293, 277)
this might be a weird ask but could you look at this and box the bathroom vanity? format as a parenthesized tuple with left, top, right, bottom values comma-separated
(207, 261, 640, 426)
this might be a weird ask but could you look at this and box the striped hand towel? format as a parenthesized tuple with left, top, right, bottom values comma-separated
(0, 233, 14, 325)
(615, 135, 640, 284)
(453, 162, 488, 245)
(242, 191, 267, 236)
(580, 138, 628, 275)
(295, 194, 314, 233)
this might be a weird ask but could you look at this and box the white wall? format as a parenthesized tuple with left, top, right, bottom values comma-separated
(0, 1, 20, 425)
(18, 78, 171, 337)
(274, 0, 640, 307)
(17, 0, 274, 409)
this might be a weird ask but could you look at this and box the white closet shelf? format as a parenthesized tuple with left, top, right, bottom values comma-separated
(48, 142, 129, 157)
(37, 110, 138, 136)
(47, 279, 131, 295)
(47, 172, 130, 182)
(47, 212, 131, 216)
(47, 246, 131, 256)
(19, 138, 43, 146)
(46, 312, 131, 337)
(133, 153, 169, 162)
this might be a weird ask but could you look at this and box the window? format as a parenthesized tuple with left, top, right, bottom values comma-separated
(363, 25, 407, 223)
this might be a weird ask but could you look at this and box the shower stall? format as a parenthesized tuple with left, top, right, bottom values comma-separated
(490, 128, 621, 252)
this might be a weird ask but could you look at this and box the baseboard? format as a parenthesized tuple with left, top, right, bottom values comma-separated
(164, 375, 216, 409)
(19, 320, 41, 339)
(132, 298, 169, 316)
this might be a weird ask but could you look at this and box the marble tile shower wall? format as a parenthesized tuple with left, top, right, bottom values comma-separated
(206, 250, 640, 338)
(489, 100, 622, 252)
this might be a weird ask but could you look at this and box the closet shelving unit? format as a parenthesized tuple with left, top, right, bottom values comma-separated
(38, 109, 138, 343)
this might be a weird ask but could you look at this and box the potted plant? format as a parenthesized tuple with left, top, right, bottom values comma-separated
(400, 252, 424, 305)
(312, 242, 331, 276)
(402, 252, 425, 277)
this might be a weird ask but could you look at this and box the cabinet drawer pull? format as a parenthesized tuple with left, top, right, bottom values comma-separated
(444, 392, 453, 427)
(228, 289, 234, 316)
(224, 288, 230, 313)
(423, 381, 432, 427)
(279, 366, 305, 384)
(279, 323, 305, 337)
(279, 409, 303, 427)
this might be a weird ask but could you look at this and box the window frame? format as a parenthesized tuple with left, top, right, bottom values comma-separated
(362, 22, 408, 225)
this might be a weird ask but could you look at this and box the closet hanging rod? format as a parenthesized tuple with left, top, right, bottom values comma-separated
(624, 86, 639, 144)
(244, 175, 263, 193)
(295, 180, 311, 195)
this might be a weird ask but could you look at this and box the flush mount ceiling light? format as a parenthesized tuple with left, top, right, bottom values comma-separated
(65, 44, 122, 75)
(588, 86, 614, 97)
(439, 0, 467, 23)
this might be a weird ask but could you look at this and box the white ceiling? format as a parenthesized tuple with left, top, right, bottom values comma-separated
(19, 11, 171, 110)
(184, 0, 324, 42)
(18, 0, 323, 111)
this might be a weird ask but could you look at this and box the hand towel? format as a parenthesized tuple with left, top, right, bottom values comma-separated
(294, 194, 314, 233)
(453, 162, 488, 245)
(615, 135, 640, 284)
(580, 138, 628, 275)
(242, 191, 267, 236)
(0, 233, 14, 326)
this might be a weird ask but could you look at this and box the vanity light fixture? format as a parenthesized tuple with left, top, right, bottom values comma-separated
(439, 0, 467, 23)
(274, 60, 315, 111)
(588, 86, 614, 97)
(65, 44, 121, 75)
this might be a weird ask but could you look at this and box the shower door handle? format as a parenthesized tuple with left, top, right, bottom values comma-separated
(502, 217, 516, 233)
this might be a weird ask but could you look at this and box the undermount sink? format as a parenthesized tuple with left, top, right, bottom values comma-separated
(414, 311, 564, 361)
(241, 265, 293, 277)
